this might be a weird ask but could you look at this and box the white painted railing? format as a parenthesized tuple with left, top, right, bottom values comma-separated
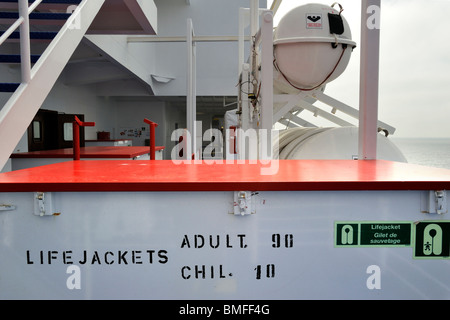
(0, 0, 43, 83)
(0, 0, 106, 172)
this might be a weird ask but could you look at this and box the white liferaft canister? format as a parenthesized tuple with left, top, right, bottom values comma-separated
(273, 3, 357, 94)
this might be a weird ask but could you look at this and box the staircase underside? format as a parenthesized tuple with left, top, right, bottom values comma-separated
(0, 0, 159, 171)
(0, 0, 157, 35)
(89, 0, 157, 35)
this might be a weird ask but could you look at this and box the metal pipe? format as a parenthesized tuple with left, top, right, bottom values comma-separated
(18, 0, 31, 83)
(260, 10, 273, 132)
(0, 0, 42, 69)
(186, 18, 197, 160)
(28, 0, 43, 14)
(358, 0, 380, 160)
(73, 116, 95, 161)
(144, 118, 158, 160)
(127, 35, 251, 43)
(238, 8, 247, 76)
(0, 17, 24, 46)
(73, 120, 80, 161)
(270, 0, 282, 17)
(250, 0, 259, 38)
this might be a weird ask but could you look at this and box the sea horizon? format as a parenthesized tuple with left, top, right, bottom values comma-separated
(390, 137, 450, 170)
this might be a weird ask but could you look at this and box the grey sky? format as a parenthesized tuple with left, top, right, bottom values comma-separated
(269, 0, 450, 138)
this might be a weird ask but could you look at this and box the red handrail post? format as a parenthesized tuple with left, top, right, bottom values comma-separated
(73, 121, 80, 160)
(73, 116, 95, 160)
(144, 118, 158, 160)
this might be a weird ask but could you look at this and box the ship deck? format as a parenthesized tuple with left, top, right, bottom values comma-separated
(10, 146, 164, 159)
(0, 159, 449, 192)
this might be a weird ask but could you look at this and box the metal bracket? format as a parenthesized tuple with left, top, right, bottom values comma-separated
(427, 190, 447, 215)
(233, 191, 255, 216)
(34, 192, 59, 216)
(0, 204, 16, 211)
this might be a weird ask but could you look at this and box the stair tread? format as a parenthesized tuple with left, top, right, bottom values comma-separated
(0, 54, 40, 63)
(0, 0, 83, 93)
(0, 0, 82, 10)
(0, 82, 20, 92)
(0, 0, 81, 3)
(0, 11, 72, 20)
(0, 30, 57, 39)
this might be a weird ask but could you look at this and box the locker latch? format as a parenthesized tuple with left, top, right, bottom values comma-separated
(428, 190, 447, 215)
(34, 192, 60, 216)
(233, 191, 255, 216)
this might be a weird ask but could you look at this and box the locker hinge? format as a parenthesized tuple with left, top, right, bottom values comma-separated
(34, 192, 60, 216)
(0, 204, 16, 211)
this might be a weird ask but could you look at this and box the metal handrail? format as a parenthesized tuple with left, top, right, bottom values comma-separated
(0, 17, 24, 45)
(0, 0, 43, 83)
(28, 0, 44, 14)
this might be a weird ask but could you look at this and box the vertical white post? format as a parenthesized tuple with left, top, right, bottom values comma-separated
(186, 18, 196, 160)
(250, 0, 259, 38)
(238, 7, 249, 76)
(260, 10, 273, 132)
(18, 0, 31, 83)
(358, 0, 380, 160)
(237, 65, 250, 161)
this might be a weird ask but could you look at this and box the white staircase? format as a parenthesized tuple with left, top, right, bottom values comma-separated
(0, 0, 105, 171)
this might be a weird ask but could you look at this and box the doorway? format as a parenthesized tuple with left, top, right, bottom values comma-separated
(27, 110, 85, 151)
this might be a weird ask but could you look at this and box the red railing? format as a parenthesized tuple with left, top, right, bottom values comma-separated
(73, 116, 95, 160)
(144, 118, 158, 160)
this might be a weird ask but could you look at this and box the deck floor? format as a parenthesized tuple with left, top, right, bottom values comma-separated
(0, 159, 450, 192)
